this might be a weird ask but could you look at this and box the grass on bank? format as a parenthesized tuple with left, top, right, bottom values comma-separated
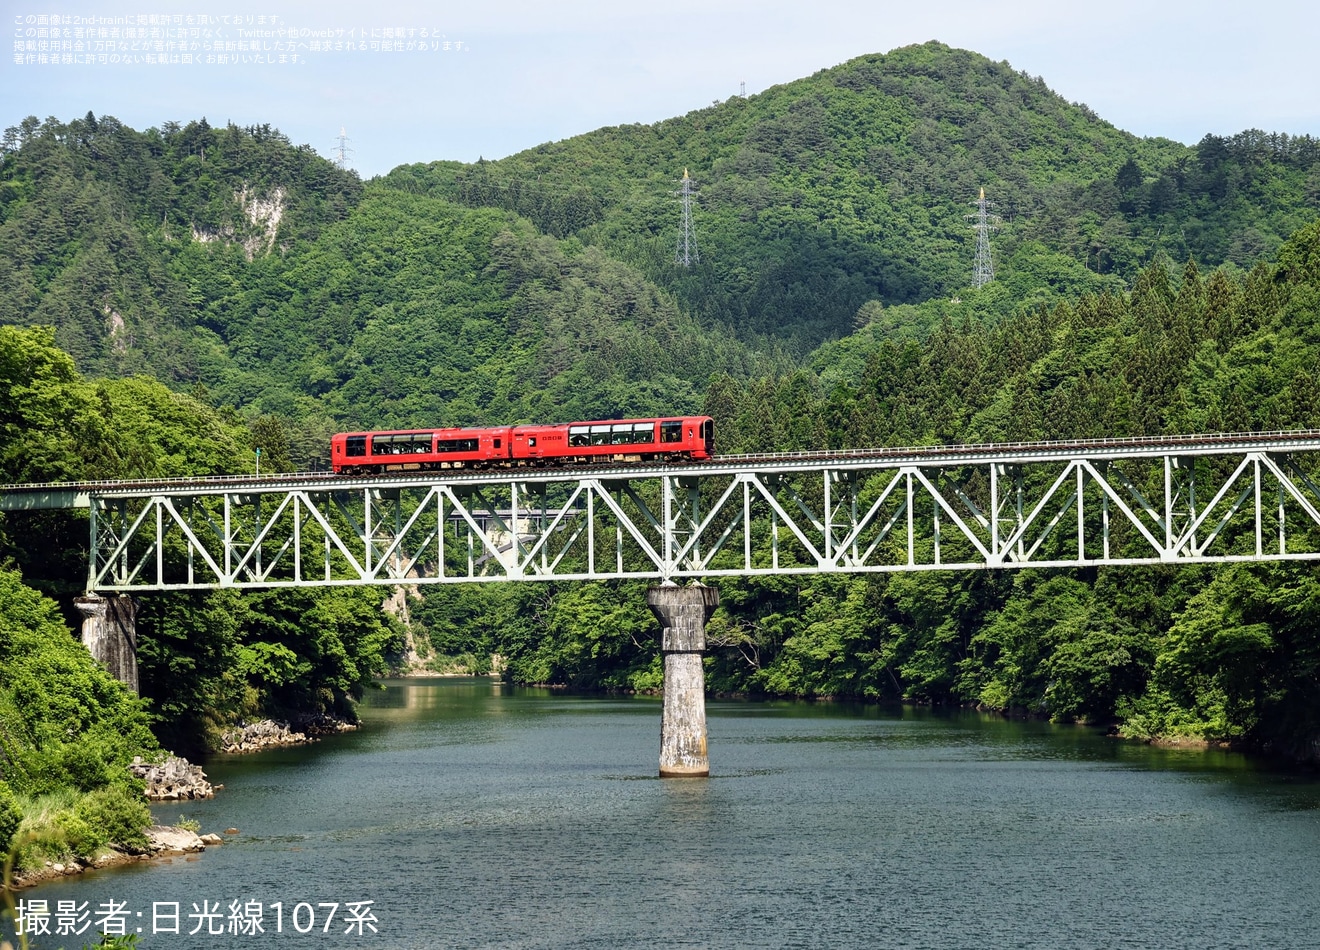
(0, 782, 149, 874)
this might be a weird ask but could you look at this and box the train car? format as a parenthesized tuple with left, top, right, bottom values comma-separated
(331, 416, 713, 473)
(511, 416, 713, 464)
(331, 426, 512, 473)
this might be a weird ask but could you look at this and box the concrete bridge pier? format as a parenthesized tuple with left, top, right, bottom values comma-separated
(647, 584, 719, 778)
(74, 594, 139, 694)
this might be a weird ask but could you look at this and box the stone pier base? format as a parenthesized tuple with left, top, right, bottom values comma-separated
(647, 584, 719, 778)
(74, 594, 139, 694)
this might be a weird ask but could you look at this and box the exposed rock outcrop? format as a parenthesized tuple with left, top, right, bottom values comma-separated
(146, 824, 206, 854)
(220, 716, 355, 753)
(130, 754, 214, 801)
(190, 183, 286, 259)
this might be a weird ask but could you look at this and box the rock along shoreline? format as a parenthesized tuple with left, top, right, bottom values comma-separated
(10, 826, 234, 890)
(218, 715, 357, 754)
(131, 754, 215, 801)
(131, 717, 358, 802)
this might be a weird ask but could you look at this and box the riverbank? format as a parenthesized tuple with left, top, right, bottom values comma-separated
(418, 672, 1320, 765)
(7, 719, 355, 888)
(8, 825, 233, 891)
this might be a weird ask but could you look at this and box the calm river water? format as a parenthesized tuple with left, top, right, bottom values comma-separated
(20, 678, 1320, 949)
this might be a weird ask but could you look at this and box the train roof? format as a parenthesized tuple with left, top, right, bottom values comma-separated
(333, 416, 712, 438)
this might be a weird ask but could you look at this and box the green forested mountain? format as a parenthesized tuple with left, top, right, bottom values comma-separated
(0, 114, 778, 449)
(394, 42, 1320, 352)
(188, 186, 774, 433)
(5, 42, 1319, 435)
(0, 114, 362, 383)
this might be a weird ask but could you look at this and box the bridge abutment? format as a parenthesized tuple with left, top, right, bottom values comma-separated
(74, 594, 139, 694)
(647, 583, 719, 778)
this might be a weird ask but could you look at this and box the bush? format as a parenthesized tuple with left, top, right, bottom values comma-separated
(16, 730, 142, 797)
(74, 787, 150, 851)
(53, 810, 103, 856)
(55, 740, 121, 793)
(10, 786, 152, 867)
(0, 780, 20, 856)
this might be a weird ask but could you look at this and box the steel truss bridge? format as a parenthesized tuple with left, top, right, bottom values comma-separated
(6, 431, 1320, 593)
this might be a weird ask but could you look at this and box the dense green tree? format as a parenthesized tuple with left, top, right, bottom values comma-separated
(0, 574, 155, 870)
(0, 569, 157, 797)
(0, 326, 402, 757)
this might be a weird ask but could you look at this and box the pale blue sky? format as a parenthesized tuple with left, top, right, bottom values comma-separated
(3, 0, 1317, 178)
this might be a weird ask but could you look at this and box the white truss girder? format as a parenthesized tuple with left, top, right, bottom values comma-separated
(63, 435, 1320, 592)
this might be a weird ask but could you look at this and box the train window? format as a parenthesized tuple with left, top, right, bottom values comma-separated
(494, 439, 502, 449)
(346, 436, 367, 457)
(632, 422, 656, 444)
(611, 423, 633, 445)
(436, 438, 480, 453)
(660, 421, 683, 444)
(372, 434, 431, 455)
(590, 424, 610, 446)
(569, 426, 589, 448)
(527, 437, 537, 447)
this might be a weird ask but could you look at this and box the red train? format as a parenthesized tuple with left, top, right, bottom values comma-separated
(330, 416, 714, 474)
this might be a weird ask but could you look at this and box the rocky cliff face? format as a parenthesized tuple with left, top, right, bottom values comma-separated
(190, 183, 287, 259)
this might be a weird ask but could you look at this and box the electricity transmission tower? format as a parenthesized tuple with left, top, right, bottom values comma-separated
(967, 187, 1000, 288)
(332, 127, 354, 171)
(675, 168, 699, 266)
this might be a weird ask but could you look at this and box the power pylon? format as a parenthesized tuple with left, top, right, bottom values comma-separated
(332, 126, 353, 171)
(967, 187, 1000, 288)
(675, 168, 699, 266)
